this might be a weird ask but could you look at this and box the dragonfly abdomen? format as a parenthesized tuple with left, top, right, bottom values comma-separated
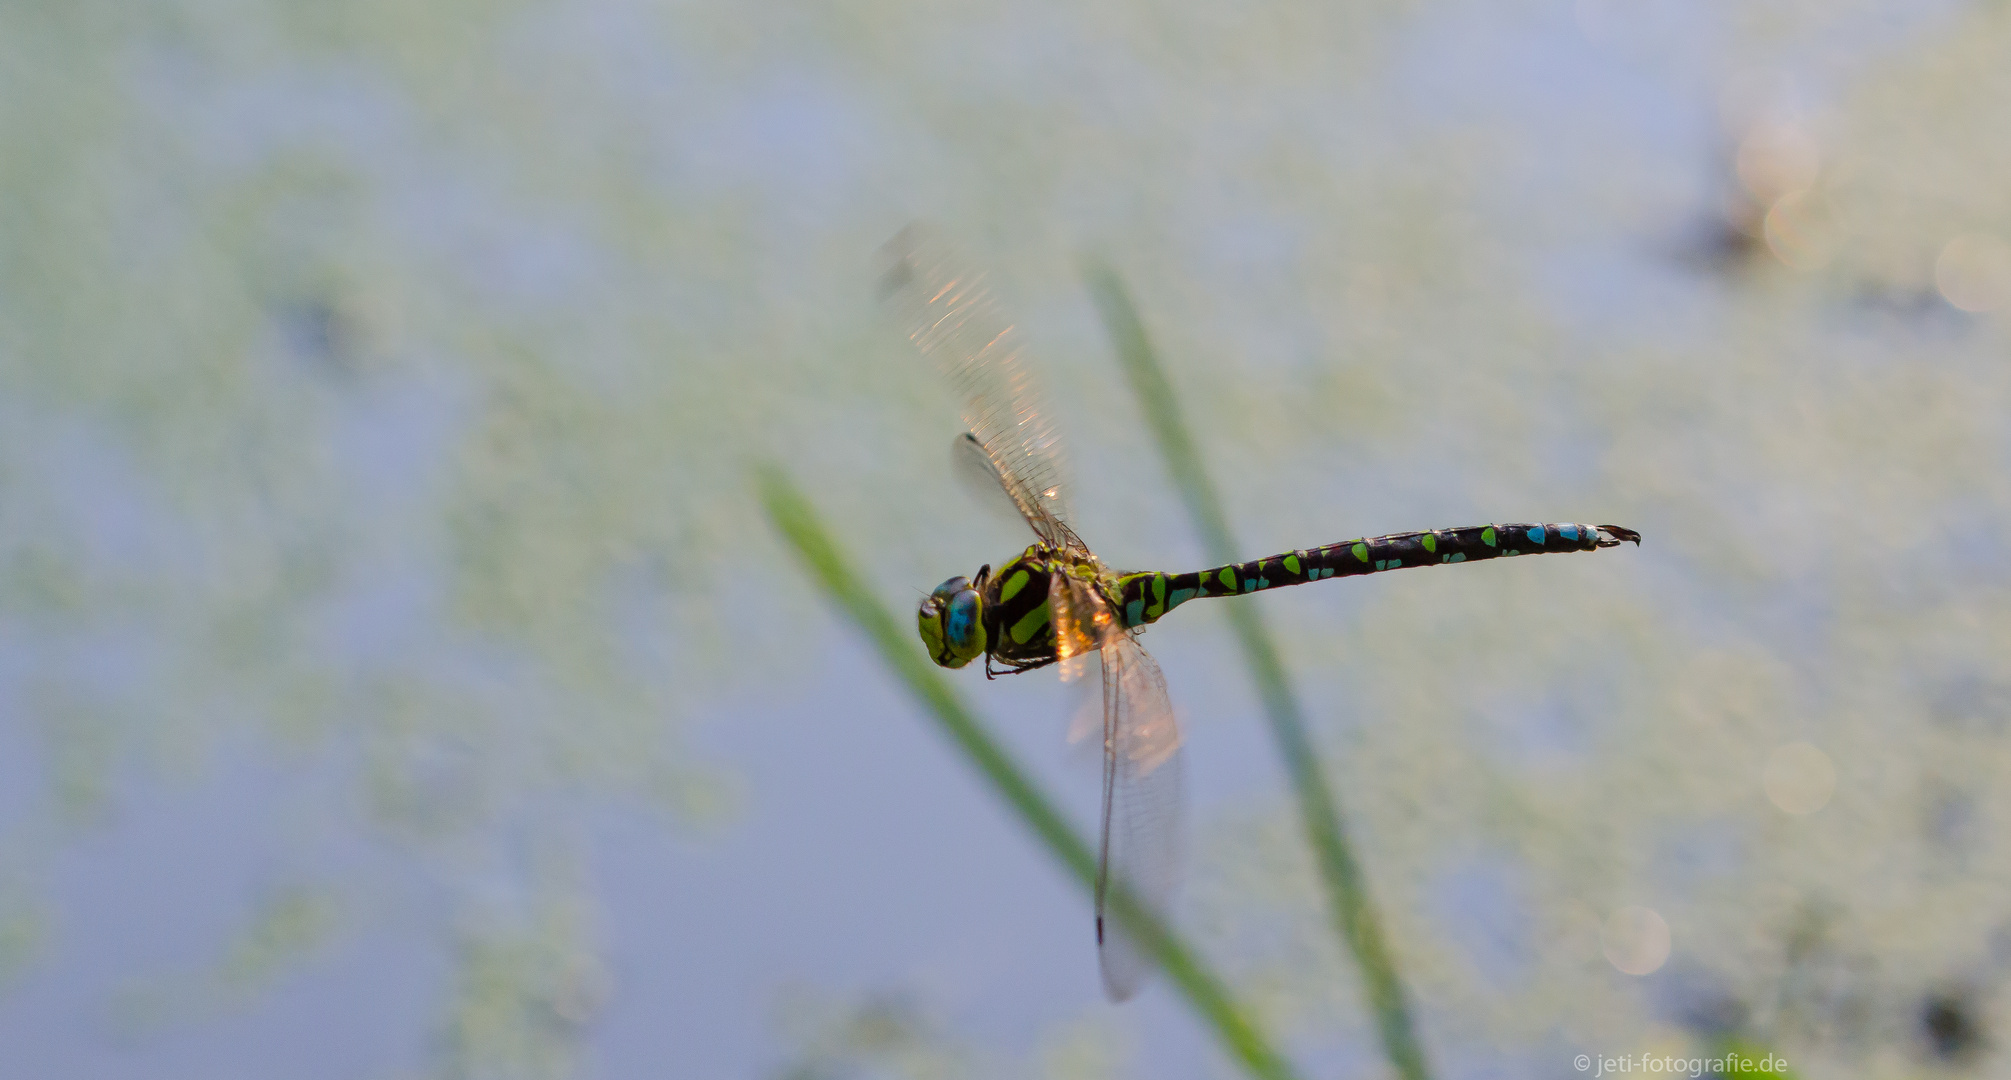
(1116, 523, 1640, 628)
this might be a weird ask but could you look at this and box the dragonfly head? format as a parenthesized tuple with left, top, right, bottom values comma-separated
(918, 568, 989, 669)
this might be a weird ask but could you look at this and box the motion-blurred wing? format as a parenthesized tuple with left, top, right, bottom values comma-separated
(880, 225, 1081, 551)
(952, 432, 1042, 534)
(1093, 633, 1184, 1002)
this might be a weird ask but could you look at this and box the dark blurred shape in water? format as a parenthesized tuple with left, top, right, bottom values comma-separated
(1921, 988, 1986, 1064)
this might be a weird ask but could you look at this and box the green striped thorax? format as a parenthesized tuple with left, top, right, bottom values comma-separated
(918, 568, 990, 669)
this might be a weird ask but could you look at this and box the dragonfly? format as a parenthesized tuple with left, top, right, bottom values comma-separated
(881, 226, 1641, 1002)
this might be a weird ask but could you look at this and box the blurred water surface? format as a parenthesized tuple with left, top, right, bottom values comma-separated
(3, 0, 2010, 1076)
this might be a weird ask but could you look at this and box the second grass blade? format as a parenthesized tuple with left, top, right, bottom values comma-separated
(1086, 266, 1434, 1080)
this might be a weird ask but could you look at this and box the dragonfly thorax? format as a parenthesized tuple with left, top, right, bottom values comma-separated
(969, 544, 1125, 674)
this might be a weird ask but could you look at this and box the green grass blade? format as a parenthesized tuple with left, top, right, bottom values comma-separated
(1086, 266, 1434, 1080)
(1712, 1038, 1800, 1080)
(756, 466, 1304, 1080)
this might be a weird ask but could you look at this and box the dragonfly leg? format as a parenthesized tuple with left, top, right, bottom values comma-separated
(986, 654, 1060, 679)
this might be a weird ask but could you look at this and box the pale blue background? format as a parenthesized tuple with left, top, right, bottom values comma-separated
(0, 1, 2003, 1077)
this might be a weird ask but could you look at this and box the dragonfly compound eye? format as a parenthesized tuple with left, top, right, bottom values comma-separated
(917, 576, 986, 668)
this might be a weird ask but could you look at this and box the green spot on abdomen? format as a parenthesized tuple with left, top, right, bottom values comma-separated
(1421, 533, 1437, 554)
(1010, 603, 1050, 645)
(1352, 542, 1369, 563)
(1218, 567, 1236, 590)
(1000, 570, 1029, 603)
(1283, 553, 1302, 575)
(1481, 527, 1497, 547)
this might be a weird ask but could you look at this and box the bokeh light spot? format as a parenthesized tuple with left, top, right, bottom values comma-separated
(1763, 190, 1834, 269)
(1935, 234, 2011, 312)
(1763, 741, 1837, 815)
(1601, 906, 1671, 975)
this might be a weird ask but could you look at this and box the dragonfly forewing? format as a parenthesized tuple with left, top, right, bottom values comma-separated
(950, 432, 1039, 533)
(881, 226, 1081, 551)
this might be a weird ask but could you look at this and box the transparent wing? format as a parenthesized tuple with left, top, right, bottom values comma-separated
(1093, 631, 1185, 1003)
(1050, 573, 1184, 1001)
(880, 225, 1081, 551)
(952, 432, 1039, 534)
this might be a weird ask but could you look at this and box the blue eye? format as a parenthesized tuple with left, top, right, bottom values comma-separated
(918, 575, 987, 669)
(946, 590, 981, 650)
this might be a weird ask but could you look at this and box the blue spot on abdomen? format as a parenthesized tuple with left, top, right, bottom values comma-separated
(1525, 527, 1546, 545)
